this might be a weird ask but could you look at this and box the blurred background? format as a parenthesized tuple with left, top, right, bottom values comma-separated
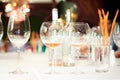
(0, 0, 120, 53)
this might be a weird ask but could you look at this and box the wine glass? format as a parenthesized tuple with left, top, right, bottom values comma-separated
(40, 21, 63, 74)
(113, 22, 120, 65)
(70, 22, 90, 74)
(113, 22, 120, 47)
(0, 12, 4, 41)
(7, 10, 31, 74)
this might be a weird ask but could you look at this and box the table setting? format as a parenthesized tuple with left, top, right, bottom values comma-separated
(0, 4, 120, 80)
(0, 52, 120, 80)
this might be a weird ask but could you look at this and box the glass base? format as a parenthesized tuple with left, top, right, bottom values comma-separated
(9, 69, 27, 74)
(95, 65, 109, 73)
(95, 69, 109, 73)
(43, 71, 59, 75)
(71, 71, 85, 75)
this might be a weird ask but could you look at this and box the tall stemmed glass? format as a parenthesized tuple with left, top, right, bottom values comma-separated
(70, 22, 90, 74)
(40, 21, 63, 74)
(7, 10, 31, 74)
(113, 22, 120, 65)
(113, 22, 120, 47)
(0, 12, 4, 41)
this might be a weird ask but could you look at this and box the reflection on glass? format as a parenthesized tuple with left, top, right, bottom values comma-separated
(0, 12, 3, 41)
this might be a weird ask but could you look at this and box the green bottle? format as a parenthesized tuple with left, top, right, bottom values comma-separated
(41, 44, 46, 53)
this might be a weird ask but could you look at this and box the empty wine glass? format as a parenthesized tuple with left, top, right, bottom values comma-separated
(7, 10, 31, 74)
(113, 22, 120, 66)
(113, 22, 120, 47)
(0, 12, 3, 41)
(70, 22, 90, 74)
(40, 21, 63, 74)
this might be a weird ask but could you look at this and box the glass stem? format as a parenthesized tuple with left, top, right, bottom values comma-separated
(16, 48, 21, 71)
(49, 48, 55, 74)
(76, 52, 79, 73)
(75, 48, 80, 74)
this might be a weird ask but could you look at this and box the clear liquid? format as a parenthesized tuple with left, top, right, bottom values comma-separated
(8, 35, 30, 48)
(71, 42, 89, 58)
(71, 43, 87, 48)
(71, 43, 83, 47)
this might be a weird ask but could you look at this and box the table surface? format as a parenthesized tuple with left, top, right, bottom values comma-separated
(0, 52, 120, 80)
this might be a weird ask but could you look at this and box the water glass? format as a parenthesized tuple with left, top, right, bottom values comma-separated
(95, 44, 110, 72)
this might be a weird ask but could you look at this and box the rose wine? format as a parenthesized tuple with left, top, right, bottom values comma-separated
(45, 42, 61, 48)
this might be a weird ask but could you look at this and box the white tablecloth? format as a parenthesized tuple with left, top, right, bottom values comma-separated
(0, 52, 120, 80)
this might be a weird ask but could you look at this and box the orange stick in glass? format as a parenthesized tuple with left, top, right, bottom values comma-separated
(98, 9, 104, 37)
(102, 9, 105, 17)
(98, 9, 106, 45)
(110, 10, 119, 41)
(104, 12, 109, 45)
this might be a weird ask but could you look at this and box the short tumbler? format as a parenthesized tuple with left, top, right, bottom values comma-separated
(95, 45, 110, 72)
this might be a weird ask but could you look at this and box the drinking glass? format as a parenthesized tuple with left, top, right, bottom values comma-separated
(113, 22, 120, 65)
(7, 10, 31, 74)
(70, 22, 90, 74)
(0, 12, 4, 41)
(113, 22, 120, 47)
(95, 42, 110, 72)
(40, 21, 63, 74)
(89, 26, 101, 63)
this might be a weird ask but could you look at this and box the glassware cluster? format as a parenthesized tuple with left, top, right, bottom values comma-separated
(0, 8, 119, 75)
(40, 21, 91, 74)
